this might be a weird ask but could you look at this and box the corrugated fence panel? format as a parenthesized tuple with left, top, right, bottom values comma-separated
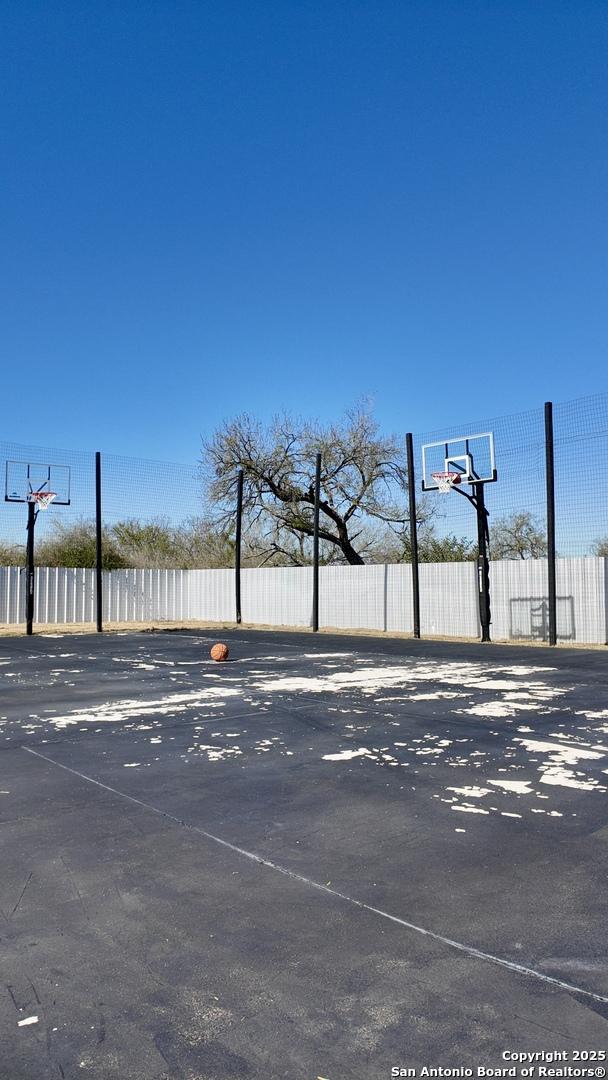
(101, 568, 189, 623)
(188, 569, 234, 622)
(557, 558, 606, 644)
(241, 567, 311, 627)
(490, 558, 607, 644)
(0, 560, 606, 641)
(29, 567, 96, 624)
(0, 567, 24, 624)
(385, 564, 414, 633)
(490, 560, 548, 642)
(101, 570, 114, 622)
(320, 564, 386, 630)
(107, 570, 137, 623)
(419, 561, 479, 638)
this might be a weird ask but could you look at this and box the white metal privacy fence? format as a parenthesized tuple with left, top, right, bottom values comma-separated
(0, 559, 606, 644)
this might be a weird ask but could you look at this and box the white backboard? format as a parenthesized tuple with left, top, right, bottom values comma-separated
(421, 432, 496, 491)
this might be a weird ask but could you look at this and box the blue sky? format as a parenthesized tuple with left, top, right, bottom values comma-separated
(2, 1, 607, 466)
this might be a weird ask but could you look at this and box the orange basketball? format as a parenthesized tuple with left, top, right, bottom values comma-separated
(210, 642, 229, 662)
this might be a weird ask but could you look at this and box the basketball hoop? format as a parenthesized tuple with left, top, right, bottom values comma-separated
(29, 491, 57, 511)
(431, 472, 462, 494)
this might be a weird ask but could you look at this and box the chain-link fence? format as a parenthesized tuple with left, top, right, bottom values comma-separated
(2, 392, 608, 642)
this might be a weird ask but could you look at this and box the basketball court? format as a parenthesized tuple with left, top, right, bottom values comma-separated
(1, 628, 607, 1079)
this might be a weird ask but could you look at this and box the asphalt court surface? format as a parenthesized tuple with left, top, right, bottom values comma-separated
(1, 629, 607, 1079)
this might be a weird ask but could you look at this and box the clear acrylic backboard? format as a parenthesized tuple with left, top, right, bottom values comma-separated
(421, 432, 496, 491)
(5, 460, 71, 505)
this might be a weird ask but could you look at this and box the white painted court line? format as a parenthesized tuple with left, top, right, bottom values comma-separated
(23, 746, 608, 1006)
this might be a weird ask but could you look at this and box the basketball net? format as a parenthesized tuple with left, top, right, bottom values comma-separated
(30, 491, 57, 511)
(431, 472, 461, 494)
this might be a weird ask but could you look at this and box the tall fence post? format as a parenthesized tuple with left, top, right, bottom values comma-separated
(235, 469, 243, 624)
(544, 401, 557, 645)
(312, 452, 321, 632)
(475, 483, 491, 642)
(405, 433, 421, 638)
(25, 500, 36, 636)
(95, 452, 103, 632)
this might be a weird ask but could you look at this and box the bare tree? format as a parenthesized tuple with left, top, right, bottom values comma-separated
(490, 512, 547, 560)
(202, 404, 435, 565)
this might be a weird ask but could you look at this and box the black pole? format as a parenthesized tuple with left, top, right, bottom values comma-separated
(235, 469, 243, 624)
(95, 451, 103, 632)
(25, 500, 36, 636)
(475, 483, 491, 642)
(544, 401, 557, 645)
(312, 452, 321, 632)
(405, 433, 421, 638)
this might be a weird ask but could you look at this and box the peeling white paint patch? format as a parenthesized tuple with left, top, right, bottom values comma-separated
(512, 737, 607, 792)
(466, 678, 536, 692)
(488, 779, 534, 794)
(447, 786, 490, 798)
(500, 812, 523, 819)
(451, 804, 490, 815)
(407, 691, 466, 701)
(48, 687, 240, 729)
(253, 667, 413, 695)
(322, 748, 373, 761)
(517, 737, 604, 765)
(459, 701, 541, 718)
(539, 767, 605, 791)
(302, 652, 354, 659)
(192, 744, 243, 761)
(493, 665, 557, 674)
(547, 730, 608, 748)
(251, 658, 567, 700)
